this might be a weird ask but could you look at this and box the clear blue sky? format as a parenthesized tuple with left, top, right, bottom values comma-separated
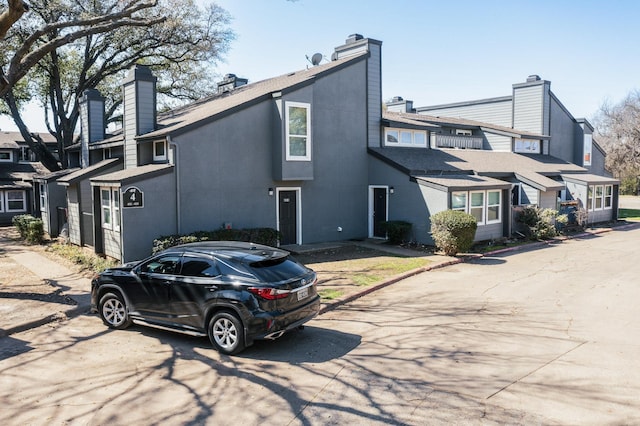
(2, 0, 638, 132)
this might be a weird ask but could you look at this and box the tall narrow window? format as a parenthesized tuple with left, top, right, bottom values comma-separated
(0, 191, 4, 212)
(604, 185, 613, 209)
(487, 190, 501, 223)
(595, 185, 603, 210)
(101, 189, 112, 228)
(587, 186, 593, 211)
(113, 189, 120, 231)
(286, 102, 311, 161)
(583, 134, 592, 166)
(470, 191, 485, 224)
(39, 184, 47, 210)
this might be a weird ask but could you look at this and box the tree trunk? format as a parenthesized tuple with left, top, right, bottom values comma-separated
(3, 90, 61, 172)
(0, 0, 28, 39)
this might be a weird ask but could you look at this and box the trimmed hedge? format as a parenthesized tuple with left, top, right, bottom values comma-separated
(152, 227, 280, 254)
(12, 214, 45, 244)
(516, 206, 566, 240)
(381, 220, 412, 244)
(430, 210, 477, 256)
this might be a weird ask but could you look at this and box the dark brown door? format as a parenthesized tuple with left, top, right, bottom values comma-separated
(373, 187, 387, 238)
(279, 190, 297, 245)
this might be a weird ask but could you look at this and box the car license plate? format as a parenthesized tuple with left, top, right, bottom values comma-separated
(297, 287, 309, 301)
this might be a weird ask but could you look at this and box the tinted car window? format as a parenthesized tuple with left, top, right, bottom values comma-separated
(249, 256, 308, 282)
(141, 255, 181, 274)
(181, 256, 219, 277)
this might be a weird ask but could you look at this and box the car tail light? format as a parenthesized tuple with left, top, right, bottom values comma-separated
(248, 287, 290, 300)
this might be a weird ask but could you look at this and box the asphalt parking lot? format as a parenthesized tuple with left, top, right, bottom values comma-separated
(1, 223, 639, 425)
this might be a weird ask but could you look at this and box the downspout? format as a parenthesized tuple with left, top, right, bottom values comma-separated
(168, 135, 181, 235)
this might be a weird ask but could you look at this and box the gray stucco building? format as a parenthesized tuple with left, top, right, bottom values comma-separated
(47, 34, 619, 261)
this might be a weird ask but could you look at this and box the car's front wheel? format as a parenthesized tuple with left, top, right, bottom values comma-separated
(208, 312, 245, 355)
(99, 292, 132, 330)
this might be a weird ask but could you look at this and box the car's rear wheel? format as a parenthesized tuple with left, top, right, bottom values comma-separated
(99, 292, 132, 330)
(208, 312, 245, 355)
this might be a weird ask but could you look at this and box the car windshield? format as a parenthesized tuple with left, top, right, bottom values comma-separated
(248, 256, 308, 282)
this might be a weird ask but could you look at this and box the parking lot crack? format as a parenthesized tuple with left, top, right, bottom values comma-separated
(486, 340, 588, 400)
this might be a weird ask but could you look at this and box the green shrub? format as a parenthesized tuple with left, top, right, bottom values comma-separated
(381, 220, 412, 244)
(152, 227, 281, 254)
(12, 214, 44, 244)
(516, 206, 561, 240)
(430, 210, 477, 256)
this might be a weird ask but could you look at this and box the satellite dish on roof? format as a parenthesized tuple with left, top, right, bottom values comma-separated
(311, 53, 323, 66)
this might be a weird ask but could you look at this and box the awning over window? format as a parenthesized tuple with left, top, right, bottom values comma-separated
(515, 171, 565, 192)
(414, 174, 512, 192)
(561, 174, 620, 186)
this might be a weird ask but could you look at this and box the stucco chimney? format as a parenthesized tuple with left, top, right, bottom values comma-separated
(122, 64, 157, 168)
(78, 89, 105, 168)
(333, 34, 383, 148)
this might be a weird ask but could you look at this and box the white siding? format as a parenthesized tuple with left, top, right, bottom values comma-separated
(513, 85, 544, 133)
(419, 99, 512, 128)
(103, 228, 121, 259)
(520, 183, 539, 205)
(67, 191, 81, 245)
(486, 134, 512, 151)
(475, 222, 503, 242)
(538, 190, 558, 210)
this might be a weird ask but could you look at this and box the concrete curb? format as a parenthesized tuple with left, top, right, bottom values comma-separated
(319, 221, 640, 315)
(5, 221, 638, 334)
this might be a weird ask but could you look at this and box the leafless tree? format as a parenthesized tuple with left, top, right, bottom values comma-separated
(593, 90, 640, 194)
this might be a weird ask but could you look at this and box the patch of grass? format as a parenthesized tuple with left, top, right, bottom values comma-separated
(46, 242, 118, 274)
(353, 274, 382, 287)
(619, 208, 640, 220)
(351, 257, 430, 287)
(318, 288, 344, 300)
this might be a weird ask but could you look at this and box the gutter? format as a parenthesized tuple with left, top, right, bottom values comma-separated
(168, 135, 181, 235)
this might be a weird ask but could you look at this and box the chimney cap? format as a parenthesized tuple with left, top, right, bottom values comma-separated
(346, 33, 364, 44)
(526, 74, 541, 82)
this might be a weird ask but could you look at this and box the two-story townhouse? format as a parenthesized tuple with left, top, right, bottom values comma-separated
(368, 98, 619, 245)
(0, 131, 58, 224)
(60, 34, 382, 262)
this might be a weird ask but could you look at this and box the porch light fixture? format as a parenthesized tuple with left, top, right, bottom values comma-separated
(268, 188, 274, 196)
(389, 186, 395, 194)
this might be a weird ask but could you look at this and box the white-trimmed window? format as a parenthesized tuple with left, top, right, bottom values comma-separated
(594, 185, 603, 210)
(451, 189, 502, 225)
(286, 102, 311, 161)
(153, 140, 167, 162)
(0, 191, 4, 211)
(515, 139, 541, 154)
(486, 190, 501, 223)
(39, 184, 47, 210)
(101, 189, 112, 228)
(604, 185, 613, 208)
(101, 187, 120, 231)
(451, 192, 467, 211)
(455, 129, 472, 136)
(385, 128, 427, 147)
(583, 134, 592, 166)
(0, 150, 12, 162)
(6, 190, 26, 212)
(587, 186, 593, 211)
(470, 191, 485, 223)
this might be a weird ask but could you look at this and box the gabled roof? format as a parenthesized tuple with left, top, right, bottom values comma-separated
(33, 168, 80, 182)
(383, 111, 550, 140)
(137, 52, 369, 140)
(0, 161, 49, 184)
(57, 158, 122, 185)
(0, 131, 57, 147)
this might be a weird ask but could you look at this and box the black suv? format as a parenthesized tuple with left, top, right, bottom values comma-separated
(91, 241, 320, 354)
